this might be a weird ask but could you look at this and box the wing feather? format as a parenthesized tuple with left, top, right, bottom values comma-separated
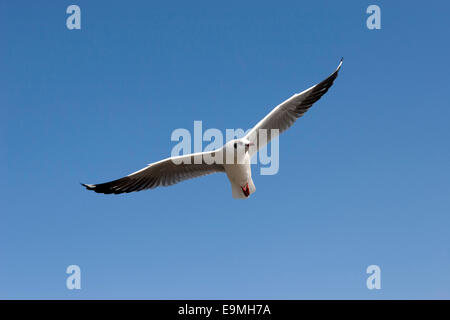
(245, 59, 343, 155)
(82, 151, 225, 194)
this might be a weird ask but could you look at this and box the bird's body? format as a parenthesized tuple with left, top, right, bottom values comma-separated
(82, 59, 343, 199)
(224, 152, 255, 199)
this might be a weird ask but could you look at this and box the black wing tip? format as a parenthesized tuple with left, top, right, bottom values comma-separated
(81, 182, 114, 194)
(336, 57, 343, 72)
(322, 58, 343, 84)
(80, 181, 133, 194)
(81, 183, 96, 191)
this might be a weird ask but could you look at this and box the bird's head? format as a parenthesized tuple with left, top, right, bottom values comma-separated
(224, 139, 254, 163)
(227, 138, 254, 150)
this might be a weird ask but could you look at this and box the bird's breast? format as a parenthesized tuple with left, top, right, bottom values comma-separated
(224, 163, 251, 186)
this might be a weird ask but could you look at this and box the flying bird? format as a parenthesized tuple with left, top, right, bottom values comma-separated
(82, 59, 343, 198)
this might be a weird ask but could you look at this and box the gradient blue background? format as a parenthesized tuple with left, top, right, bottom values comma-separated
(1, 1, 449, 299)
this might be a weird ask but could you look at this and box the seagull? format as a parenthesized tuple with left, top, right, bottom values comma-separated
(82, 59, 343, 198)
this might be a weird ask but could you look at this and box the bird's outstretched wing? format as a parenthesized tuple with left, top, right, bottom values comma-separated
(245, 59, 343, 156)
(82, 151, 225, 194)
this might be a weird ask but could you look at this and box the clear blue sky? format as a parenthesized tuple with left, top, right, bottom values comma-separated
(1, 0, 450, 299)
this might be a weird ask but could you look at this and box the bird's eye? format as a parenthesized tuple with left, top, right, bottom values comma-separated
(233, 143, 237, 149)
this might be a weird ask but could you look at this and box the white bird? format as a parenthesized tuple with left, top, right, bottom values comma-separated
(82, 59, 343, 198)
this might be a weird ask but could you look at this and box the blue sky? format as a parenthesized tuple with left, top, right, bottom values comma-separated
(1, 0, 450, 299)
